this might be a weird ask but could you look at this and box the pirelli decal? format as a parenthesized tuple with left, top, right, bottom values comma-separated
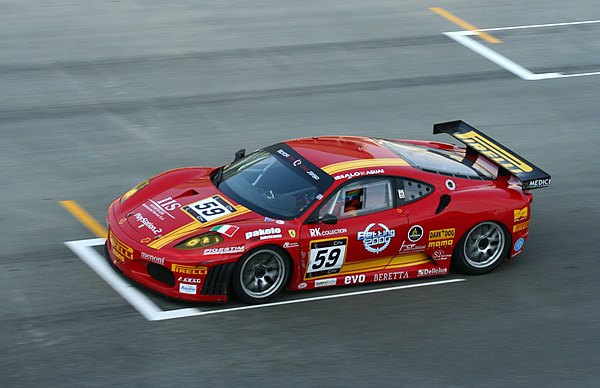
(455, 131, 533, 174)
(110, 231, 133, 261)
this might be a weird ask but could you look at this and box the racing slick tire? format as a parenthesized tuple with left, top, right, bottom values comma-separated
(453, 221, 510, 275)
(231, 246, 290, 304)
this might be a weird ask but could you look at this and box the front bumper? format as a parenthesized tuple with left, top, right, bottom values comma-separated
(105, 224, 234, 303)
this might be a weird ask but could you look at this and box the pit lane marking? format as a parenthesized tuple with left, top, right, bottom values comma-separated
(60, 200, 108, 238)
(430, 7, 502, 44)
(443, 19, 600, 80)
(65, 238, 466, 321)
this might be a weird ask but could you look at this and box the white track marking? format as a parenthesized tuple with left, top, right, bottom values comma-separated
(444, 20, 600, 80)
(65, 238, 466, 321)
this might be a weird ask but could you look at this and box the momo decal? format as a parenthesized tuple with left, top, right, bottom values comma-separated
(183, 196, 237, 223)
(306, 238, 347, 278)
(358, 223, 395, 254)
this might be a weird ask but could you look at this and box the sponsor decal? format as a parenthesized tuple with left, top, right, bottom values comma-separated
(110, 231, 133, 262)
(183, 196, 237, 223)
(264, 217, 285, 224)
(417, 267, 448, 277)
(133, 212, 163, 235)
(513, 221, 529, 233)
(429, 228, 455, 241)
(523, 178, 551, 189)
(428, 239, 454, 248)
(358, 223, 395, 254)
(178, 277, 202, 284)
(399, 240, 426, 253)
(203, 246, 244, 255)
(344, 274, 366, 284)
(143, 197, 180, 221)
(514, 207, 528, 222)
(141, 251, 165, 265)
(432, 250, 451, 260)
(455, 130, 533, 174)
(315, 278, 337, 287)
(179, 283, 197, 295)
(276, 148, 320, 181)
(210, 224, 239, 237)
(408, 225, 424, 242)
(514, 238, 525, 251)
(333, 168, 385, 181)
(119, 218, 126, 225)
(298, 282, 307, 289)
(140, 237, 151, 244)
(374, 271, 408, 282)
(283, 242, 299, 248)
(446, 179, 456, 190)
(171, 264, 208, 275)
(245, 227, 282, 240)
(309, 227, 347, 238)
(306, 238, 348, 278)
(288, 230, 296, 238)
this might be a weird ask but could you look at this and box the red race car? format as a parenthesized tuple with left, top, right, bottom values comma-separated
(105, 121, 550, 304)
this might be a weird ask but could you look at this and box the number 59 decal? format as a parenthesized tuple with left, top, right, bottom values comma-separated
(183, 195, 237, 223)
(305, 238, 347, 279)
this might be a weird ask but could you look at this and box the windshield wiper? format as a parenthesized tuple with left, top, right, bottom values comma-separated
(212, 166, 224, 187)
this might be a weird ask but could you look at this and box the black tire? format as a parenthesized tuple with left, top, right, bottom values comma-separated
(231, 246, 290, 304)
(452, 221, 510, 275)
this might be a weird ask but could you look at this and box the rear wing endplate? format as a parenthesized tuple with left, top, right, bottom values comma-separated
(433, 120, 551, 189)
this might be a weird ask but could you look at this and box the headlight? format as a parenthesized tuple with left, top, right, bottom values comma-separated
(175, 233, 223, 250)
(120, 180, 150, 203)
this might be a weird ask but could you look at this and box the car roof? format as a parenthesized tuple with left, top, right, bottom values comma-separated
(285, 136, 412, 175)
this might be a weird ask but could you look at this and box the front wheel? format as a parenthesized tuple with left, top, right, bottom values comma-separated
(452, 222, 509, 275)
(231, 246, 290, 304)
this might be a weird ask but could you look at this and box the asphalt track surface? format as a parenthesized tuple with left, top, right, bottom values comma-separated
(1, 1, 599, 386)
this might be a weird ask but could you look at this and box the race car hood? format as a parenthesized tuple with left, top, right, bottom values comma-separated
(118, 167, 281, 250)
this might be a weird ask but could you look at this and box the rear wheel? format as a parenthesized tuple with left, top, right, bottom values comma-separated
(453, 221, 509, 275)
(231, 246, 290, 304)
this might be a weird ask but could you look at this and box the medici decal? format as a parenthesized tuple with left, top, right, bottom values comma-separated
(183, 195, 237, 223)
(305, 238, 348, 279)
(357, 223, 396, 254)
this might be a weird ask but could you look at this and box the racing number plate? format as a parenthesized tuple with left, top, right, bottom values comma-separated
(183, 195, 237, 223)
(305, 238, 347, 278)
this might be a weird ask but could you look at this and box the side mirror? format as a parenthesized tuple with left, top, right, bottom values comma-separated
(320, 213, 338, 225)
(234, 149, 246, 161)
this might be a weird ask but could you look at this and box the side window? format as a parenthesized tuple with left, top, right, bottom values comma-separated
(396, 178, 434, 205)
(319, 178, 393, 220)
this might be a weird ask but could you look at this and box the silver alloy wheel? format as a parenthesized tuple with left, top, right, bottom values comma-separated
(463, 222, 506, 269)
(239, 249, 286, 299)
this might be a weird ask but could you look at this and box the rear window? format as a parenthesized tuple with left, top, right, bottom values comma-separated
(377, 139, 495, 179)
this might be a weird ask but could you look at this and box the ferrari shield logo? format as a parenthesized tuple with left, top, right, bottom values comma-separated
(288, 230, 296, 238)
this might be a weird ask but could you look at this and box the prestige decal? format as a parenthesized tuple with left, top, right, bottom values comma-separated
(357, 223, 395, 254)
(133, 212, 162, 235)
(408, 225, 424, 242)
(309, 227, 347, 237)
(245, 227, 282, 240)
(455, 131, 533, 174)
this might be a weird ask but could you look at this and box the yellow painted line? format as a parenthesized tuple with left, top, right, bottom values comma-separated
(60, 200, 108, 238)
(430, 7, 502, 44)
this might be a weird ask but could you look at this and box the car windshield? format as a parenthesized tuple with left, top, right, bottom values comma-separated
(215, 146, 331, 219)
(377, 139, 495, 179)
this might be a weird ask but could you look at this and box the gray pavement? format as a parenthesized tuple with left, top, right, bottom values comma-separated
(1, 1, 599, 386)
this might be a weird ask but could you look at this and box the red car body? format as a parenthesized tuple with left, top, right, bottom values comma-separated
(105, 121, 550, 303)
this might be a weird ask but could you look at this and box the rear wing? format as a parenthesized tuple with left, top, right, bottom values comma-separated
(433, 120, 551, 189)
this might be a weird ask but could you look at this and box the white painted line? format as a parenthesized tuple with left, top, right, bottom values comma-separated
(64, 238, 201, 321)
(65, 238, 466, 321)
(444, 19, 600, 80)
(444, 31, 562, 80)
(479, 19, 600, 32)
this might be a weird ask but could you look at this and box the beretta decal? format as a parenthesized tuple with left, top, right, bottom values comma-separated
(408, 225, 424, 242)
(306, 237, 348, 278)
(374, 271, 408, 282)
(358, 223, 395, 254)
(183, 195, 237, 223)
